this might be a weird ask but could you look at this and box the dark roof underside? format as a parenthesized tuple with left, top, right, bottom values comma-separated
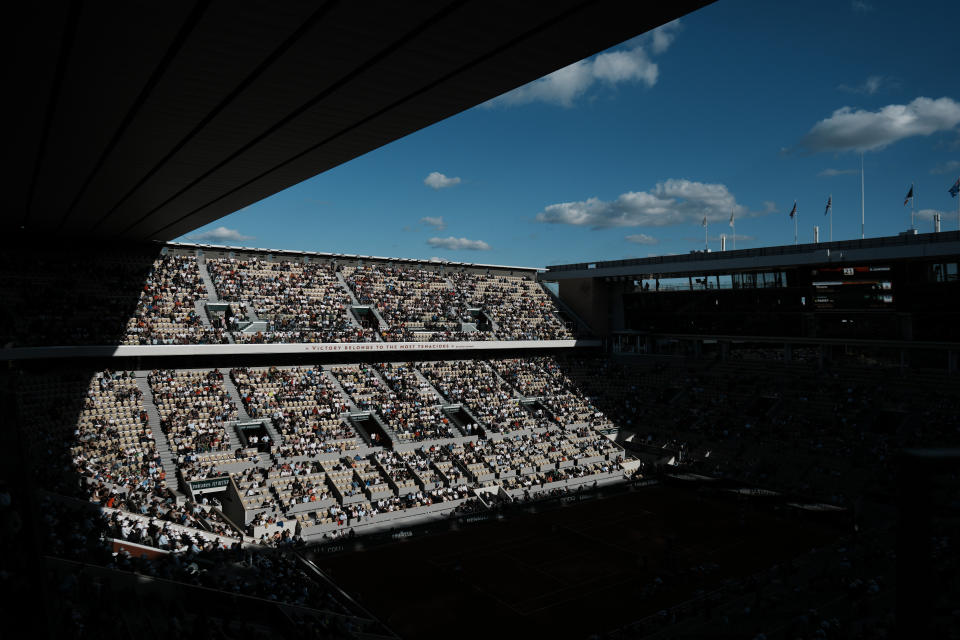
(8, 0, 711, 241)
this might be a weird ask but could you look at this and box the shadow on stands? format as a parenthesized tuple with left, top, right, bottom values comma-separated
(3, 362, 393, 639)
(0, 238, 161, 349)
(0, 236, 394, 638)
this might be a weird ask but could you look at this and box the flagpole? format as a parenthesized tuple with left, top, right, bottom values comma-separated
(860, 151, 867, 240)
(830, 193, 833, 242)
(795, 204, 798, 245)
(953, 178, 960, 231)
(912, 180, 916, 230)
(732, 216, 736, 250)
(705, 219, 708, 251)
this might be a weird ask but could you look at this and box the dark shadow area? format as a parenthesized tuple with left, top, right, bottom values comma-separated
(554, 351, 960, 507)
(2, 361, 391, 639)
(313, 483, 849, 640)
(0, 236, 161, 348)
(6, 338, 960, 638)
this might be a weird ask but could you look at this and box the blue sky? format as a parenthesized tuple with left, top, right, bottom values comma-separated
(180, 0, 960, 269)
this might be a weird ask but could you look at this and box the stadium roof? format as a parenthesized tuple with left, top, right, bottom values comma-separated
(543, 231, 960, 280)
(9, 0, 710, 242)
(166, 241, 541, 272)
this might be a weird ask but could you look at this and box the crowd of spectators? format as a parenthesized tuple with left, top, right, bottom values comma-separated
(449, 271, 573, 340)
(18, 359, 628, 589)
(356, 362, 456, 442)
(86, 479, 239, 538)
(419, 360, 538, 433)
(15, 368, 250, 549)
(41, 497, 368, 638)
(562, 353, 960, 506)
(148, 369, 237, 478)
(342, 264, 471, 341)
(340, 264, 572, 341)
(490, 356, 612, 427)
(124, 255, 225, 345)
(16, 370, 165, 501)
(3, 249, 575, 346)
(232, 366, 358, 458)
(207, 257, 375, 343)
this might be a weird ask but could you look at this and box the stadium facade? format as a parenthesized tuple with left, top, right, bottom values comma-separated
(547, 230, 960, 369)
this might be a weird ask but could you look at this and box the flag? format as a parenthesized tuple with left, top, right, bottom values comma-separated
(789, 202, 797, 219)
(729, 211, 735, 228)
(950, 177, 960, 198)
(701, 216, 707, 227)
(904, 184, 914, 206)
(824, 196, 832, 216)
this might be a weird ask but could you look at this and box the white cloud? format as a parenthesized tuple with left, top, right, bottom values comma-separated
(648, 19, 682, 55)
(424, 172, 461, 189)
(187, 226, 254, 243)
(839, 75, 890, 95)
(931, 160, 960, 175)
(851, 0, 873, 12)
(801, 97, 960, 153)
(427, 236, 491, 251)
(625, 233, 658, 245)
(536, 179, 762, 229)
(420, 216, 446, 230)
(485, 21, 680, 108)
(819, 168, 860, 177)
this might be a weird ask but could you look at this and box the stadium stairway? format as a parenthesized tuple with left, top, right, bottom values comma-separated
(344, 306, 364, 330)
(322, 368, 360, 412)
(438, 404, 471, 438)
(193, 299, 214, 330)
(483, 310, 501, 335)
(222, 375, 254, 422)
(452, 403, 489, 437)
(368, 305, 390, 334)
(370, 412, 399, 447)
(336, 271, 391, 340)
(197, 255, 219, 302)
(244, 303, 261, 323)
(485, 360, 523, 398)
(359, 366, 408, 444)
(412, 368, 446, 403)
(346, 412, 382, 448)
(134, 373, 183, 498)
(335, 270, 361, 306)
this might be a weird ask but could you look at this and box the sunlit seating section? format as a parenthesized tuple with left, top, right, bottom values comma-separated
(207, 257, 375, 343)
(372, 362, 455, 441)
(419, 360, 535, 433)
(148, 369, 237, 478)
(271, 469, 333, 509)
(125, 255, 225, 345)
(330, 364, 386, 410)
(342, 264, 471, 341)
(450, 272, 572, 340)
(231, 366, 358, 457)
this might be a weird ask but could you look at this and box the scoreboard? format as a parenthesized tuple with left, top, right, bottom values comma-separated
(810, 266, 894, 309)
